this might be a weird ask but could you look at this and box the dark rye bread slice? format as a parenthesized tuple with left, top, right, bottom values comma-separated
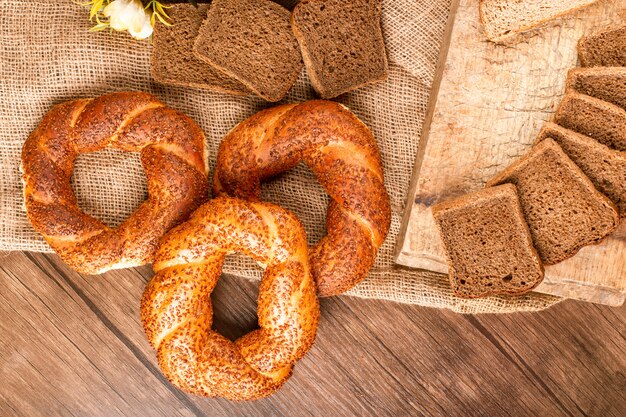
(151, 3, 249, 95)
(487, 139, 619, 265)
(193, 0, 303, 102)
(566, 67, 626, 110)
(291, 0, 388, 99)
(537, 123, 626, 217)
(432, 184, 544, 299)
(578, 25, 626, 67)
(555, 91, 626, 151)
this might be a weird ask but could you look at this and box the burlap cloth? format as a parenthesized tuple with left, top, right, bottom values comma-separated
(0, 0, 561, 313)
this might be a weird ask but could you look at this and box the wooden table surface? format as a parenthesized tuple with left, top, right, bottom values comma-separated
(1, 251, 624, 416)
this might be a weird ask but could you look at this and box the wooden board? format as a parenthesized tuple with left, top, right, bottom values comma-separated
(1, 252, 625, 415)
(396, 0, 626, 306)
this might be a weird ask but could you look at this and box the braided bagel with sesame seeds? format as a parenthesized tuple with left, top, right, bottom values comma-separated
(141, 196, 319, 401)
(21, 92, 209, 274)
(213, 100, 391, 297)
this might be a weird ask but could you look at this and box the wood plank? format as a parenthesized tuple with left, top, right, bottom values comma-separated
(473, 302, 626, 416)
(396, 0, 626, 306)
(0, 255, 200, 417)
(0, 252, 281, 417)
(318, 297, 562, 415)
(1, 251, 624, 415)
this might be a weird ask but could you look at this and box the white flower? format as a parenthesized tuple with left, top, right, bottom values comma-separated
(103, 0, 153, 40)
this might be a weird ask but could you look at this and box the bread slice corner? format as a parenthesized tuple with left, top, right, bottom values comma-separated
(536, 122, 626, 218)
(555, 90, 626, 152)
(432, 183, 544, 299)
(151, 3, 249, 95)
(487, 138, 619, 265)
(193, 0, 303, 102)
(479, 0, 600, 43)
(291, 0, 388, 99)
(578, 25, 626, 67)
(566, 67, 626, 110)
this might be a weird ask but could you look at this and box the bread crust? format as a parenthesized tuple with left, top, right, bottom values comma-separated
(151, 3, 250, 96)
(555, 90, 626, 151)
(487, 139, 619, 265)
(193, 0, 303, 102)
(480, 0, 600, 43)
(291, 0, 389, 98)
(565, 67, 626, 110)
(21, 92, 209, 274)
(141, 197, 319, 401)
(578, 25, 626, 67)
(213, 100, 391, 297)
(536, 122, 626, 217)
(432, 184, 545, 299)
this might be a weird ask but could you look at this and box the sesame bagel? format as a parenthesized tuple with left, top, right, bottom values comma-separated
(214, 100, 391, 297)
(141, 197, 319, 400)
(21, 92, 209, 274)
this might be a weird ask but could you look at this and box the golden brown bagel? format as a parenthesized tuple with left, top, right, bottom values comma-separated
(213, 100, 391, 297)
(21, 92, 209, 274)
(141, 197, 319, 401)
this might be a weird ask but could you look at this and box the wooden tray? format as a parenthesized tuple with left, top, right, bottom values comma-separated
(396, 0, 626, 306)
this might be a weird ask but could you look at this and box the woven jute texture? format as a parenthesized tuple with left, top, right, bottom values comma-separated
(0, 0, 561, 313)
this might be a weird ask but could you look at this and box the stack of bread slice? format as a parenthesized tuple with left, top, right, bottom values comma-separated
(433, 26, 626, 299)
(151, 0, 388, 101)
(152, 1, 302, 102)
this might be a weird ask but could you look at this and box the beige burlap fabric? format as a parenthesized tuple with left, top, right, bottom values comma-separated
(0, 0, 560, 313)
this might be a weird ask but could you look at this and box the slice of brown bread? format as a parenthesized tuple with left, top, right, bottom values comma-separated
(193, 0, 303, 102)
(554, 91, 626, 151)
(479, 0, 599, 43)
(291, 0, 388, 99)
(151, 3, 249, 95)
(486, 139, 619, 265)
(566, 67, 626, 110)
(537, 122, 626, 217)
(578, 25, 626, 67)
(432, 184, 544, 299)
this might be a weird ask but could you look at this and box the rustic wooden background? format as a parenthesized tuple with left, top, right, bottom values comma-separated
(1, 252, 624, 416)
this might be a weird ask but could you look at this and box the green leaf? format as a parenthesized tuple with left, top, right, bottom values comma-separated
(94, 10, 106, 25)
(155, 3, 171, 20)
(154, 11, 172, 26)
(187, 0, 198, 7)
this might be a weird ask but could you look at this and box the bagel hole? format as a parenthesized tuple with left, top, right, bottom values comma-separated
(260, 164, 329, 246)
(211, 267, 261, 341)
(72, 149, 147, 228)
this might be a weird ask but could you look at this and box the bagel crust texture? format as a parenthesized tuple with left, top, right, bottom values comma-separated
(21, 92, 209, 274)
(141, 197, 319, 401)
(214, 100, 391, 297)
